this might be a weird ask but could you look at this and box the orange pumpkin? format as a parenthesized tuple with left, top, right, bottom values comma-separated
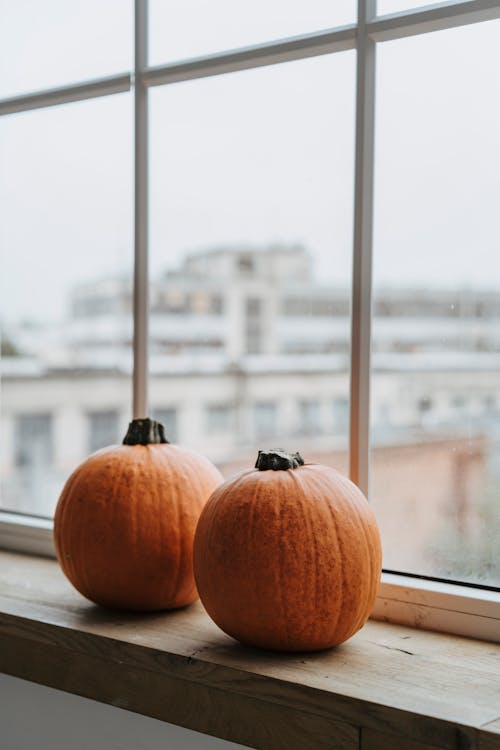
(194, 450, 382, 651)
(54, 418, 223, 611)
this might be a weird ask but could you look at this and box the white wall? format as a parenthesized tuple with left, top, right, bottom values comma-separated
(0, 674, 248, 750)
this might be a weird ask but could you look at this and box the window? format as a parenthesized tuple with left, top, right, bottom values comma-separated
(88, 411, 119, 454)
(245, 298, 263, 355)
(238, 256, 254, 274)
(9, 415, 53, 515)
(206, 404, 234, 434)
(1, 0, 499, 639)
(0, 93, 133, 519)
(371, 19, 500, 588)
(151, 409, 178, 443)
(254, 403, 278, 438)
(210, 295, 224, 315)
(298, 399, 322, 435)
(15, 415, 52, 468)
(417, 398, 432, 415)
(333, 397, 350, 435)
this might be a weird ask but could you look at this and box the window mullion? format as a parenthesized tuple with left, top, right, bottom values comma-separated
(369, 0, 500, 42)
(133, 0, 149, 419)
(142, 26, 357, 87)
(0, 74, 131, 117)
(349, 0, 377, 496)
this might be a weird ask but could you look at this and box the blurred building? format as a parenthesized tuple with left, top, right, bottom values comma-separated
(13, 243, 499, 364)
(1, 245, 499, 578)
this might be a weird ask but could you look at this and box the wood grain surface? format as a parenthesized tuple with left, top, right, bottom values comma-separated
(479, 721, 500, 750)
(361, 728, 446, 750)
(0, 551, 499, 750)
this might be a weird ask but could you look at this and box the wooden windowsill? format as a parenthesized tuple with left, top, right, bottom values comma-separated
(0, 551, 499, 750)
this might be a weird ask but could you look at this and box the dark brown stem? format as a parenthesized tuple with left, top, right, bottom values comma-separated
(255, 450, 304, 471)
(123, 418, 169, 446)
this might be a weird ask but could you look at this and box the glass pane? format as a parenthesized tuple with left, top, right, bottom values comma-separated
(372, 21, 500, 586)
(150, 53, 355, 478)
(149, 0, 355, 65)
(0, 0, 132, 98)
(0, 94, 133, 516)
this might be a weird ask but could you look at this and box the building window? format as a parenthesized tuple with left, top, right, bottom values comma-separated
(238, 255, 254, 273)
(333, 397, 349, 435)
(417, 397, 433, 414)
(15, 414, 52, 469)
(88, 411, 119, 454)
(206, 404, 234, 434)
(152, 408, 178, 443)
(254, 402, 278, 438)
(210, 295, 224, 315)
(298, 399, 321, 435)
(246, 298, 261, 316)
(245, 297, 263, 354)
(483, 394, 496, 411)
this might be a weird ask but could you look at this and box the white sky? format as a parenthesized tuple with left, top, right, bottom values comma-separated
(0, 2, 499, 324)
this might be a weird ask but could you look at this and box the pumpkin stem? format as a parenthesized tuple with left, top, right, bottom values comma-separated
(255, 450, 304, 471)
(123, 418, 169, 446)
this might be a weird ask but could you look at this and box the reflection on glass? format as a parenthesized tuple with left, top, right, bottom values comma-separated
(372, 21, 500, 586)
(0, 94, 133, 516)
(150, 54, 356, 478)
(0, 0, 132, 98)
(149, 0, 355, 64)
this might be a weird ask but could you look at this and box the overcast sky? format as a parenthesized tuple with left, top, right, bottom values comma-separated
(1, 2, 499, 324)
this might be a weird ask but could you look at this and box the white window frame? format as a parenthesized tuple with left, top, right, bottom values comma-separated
(1, 0, 499, 642)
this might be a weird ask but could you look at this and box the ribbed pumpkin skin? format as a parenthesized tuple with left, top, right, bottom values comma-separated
(194, 464, 382, 651)
(54, 444, 223, 611)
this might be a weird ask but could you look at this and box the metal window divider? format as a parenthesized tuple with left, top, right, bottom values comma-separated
(349, 0, 377, 496)
(133, 0, 149, 419)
